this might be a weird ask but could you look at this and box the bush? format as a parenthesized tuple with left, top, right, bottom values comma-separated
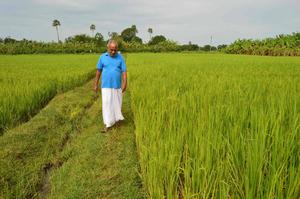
(224, 32, 300, 56)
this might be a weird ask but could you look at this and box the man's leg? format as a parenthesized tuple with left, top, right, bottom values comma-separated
(113, 88, 124, 122)
(102, 88, 115, 128)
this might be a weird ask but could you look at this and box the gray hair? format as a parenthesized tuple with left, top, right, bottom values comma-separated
(107, 40, 118, 48)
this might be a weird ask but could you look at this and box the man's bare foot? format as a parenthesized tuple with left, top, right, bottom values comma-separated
(116, 119, 125, 126)
(101, 126, 108, 133)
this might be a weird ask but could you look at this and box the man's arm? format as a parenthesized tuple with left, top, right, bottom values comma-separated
(121, 71, 127, 93)
(94, 69, 102, 92)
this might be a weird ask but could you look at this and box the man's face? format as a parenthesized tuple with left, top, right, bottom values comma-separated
(108, 43, 117, 57)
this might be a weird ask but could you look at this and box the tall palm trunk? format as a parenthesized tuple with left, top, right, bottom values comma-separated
(56, 26, 60, 42)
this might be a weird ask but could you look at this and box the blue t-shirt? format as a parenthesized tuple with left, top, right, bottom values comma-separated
(96, 52, 127, 89)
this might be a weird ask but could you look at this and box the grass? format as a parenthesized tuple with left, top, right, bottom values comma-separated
(48, 92, 144, 199)
(0, 80, 144, 198)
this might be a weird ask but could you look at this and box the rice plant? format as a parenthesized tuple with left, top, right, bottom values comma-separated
(0, 54, 98, 134)
(128, 53, 300, 198)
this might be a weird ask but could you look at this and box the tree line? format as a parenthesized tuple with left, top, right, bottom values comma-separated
(224, 32, 300, 56)
(1, 19, 299, 55)
(0, 21, 222, 54)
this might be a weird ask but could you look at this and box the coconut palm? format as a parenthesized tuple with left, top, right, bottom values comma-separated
(90, 24, 96, 37)
(148, 28, 153, 41)
(52, 19, 61, 42)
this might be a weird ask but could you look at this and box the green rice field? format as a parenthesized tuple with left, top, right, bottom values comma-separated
(0, 55, 97, 133)
(0, 53, 299, 198)
(129, 54, 300, 198)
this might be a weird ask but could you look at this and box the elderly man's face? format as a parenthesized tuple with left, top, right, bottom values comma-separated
(108, 43, 118, 57)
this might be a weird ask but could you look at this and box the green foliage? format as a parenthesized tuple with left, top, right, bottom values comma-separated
(217, 44, 227, 50)
(65, 33, 105, 49)
(180, 43, 199, 51)
(120, 40, 180, 52)
(120, 25, 142, 43)
(94, 32, 104, 46)
(0, 39, 106, 54)
(225, 32, 300, 56)
(131, 36, 143, 44)
(0, 23, 206, 54)
(121, 28, 135, 42)
(148, 28, 153, 34)
(90, 24, 96, 32)
(3, 37, 17, 44)
(148, 35, 167, 45)
(52, 19, 60, 27)
(65, 34, 94, 43)
(200, 44, 217, 51)
(108, 32, 119, 40)
(151, 40, 180, 52)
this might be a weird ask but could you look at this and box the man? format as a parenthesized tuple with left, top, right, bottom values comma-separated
(94, 40, 127, 133)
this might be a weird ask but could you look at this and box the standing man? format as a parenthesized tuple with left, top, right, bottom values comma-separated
(94, 40, 127, 133)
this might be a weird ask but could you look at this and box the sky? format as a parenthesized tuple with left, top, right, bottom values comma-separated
(0, 0, 299, 45)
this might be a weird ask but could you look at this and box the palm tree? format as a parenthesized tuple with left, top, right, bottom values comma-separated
(147, 28, 153, 41)
(90, 24, 96, 37)
(131, 25, 138, 34)
(52, 19, 61, 42)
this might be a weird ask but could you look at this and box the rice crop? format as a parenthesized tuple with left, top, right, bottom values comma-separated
(1, 53, 299, 198)
(0, 54, 98, 134)
(128, 53, 300, 198)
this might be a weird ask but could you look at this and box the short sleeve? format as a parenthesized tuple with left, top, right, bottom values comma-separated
(96, 56, 103, 70)
(120, 55, 127, 72)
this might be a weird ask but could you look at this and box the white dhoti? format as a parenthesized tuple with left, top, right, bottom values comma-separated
(101, 88, 124, 128)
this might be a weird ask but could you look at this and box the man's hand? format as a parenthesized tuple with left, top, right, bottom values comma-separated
(122, 72, 127, 93)
(122, 86, 126, 93)
(94, 69, 101, 93)
(93, 84, 98, 93)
